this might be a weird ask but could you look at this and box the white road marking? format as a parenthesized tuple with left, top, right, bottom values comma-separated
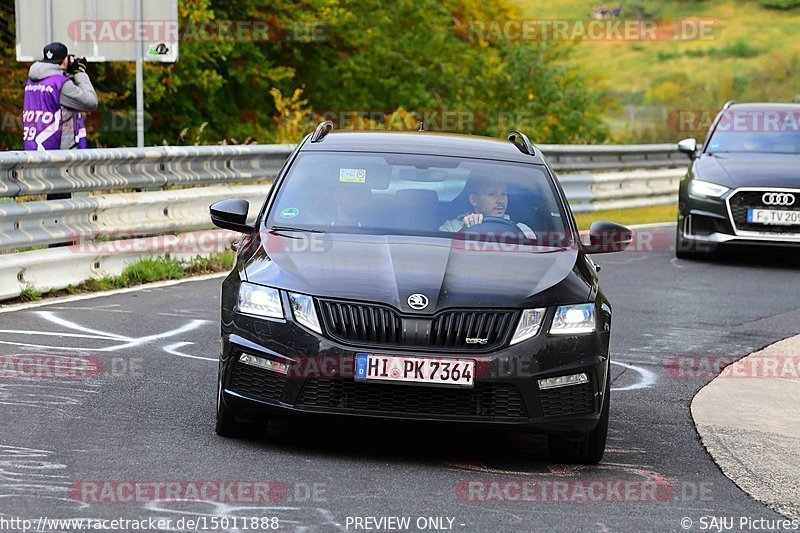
(103, 320, 209, 352)
(46, 306, 135, 314)
(36, 311, 132, 341)
(611, 361, 657, 391)
(163, 342, 216, 362)
(0, 313, 209, 353)
(0, 330, 119, 340)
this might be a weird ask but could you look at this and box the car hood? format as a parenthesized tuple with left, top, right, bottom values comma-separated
(696, 153, 800, 188)
(243, 232, 591, 314)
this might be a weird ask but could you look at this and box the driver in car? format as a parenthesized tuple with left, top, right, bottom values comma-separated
(439, 176, 536, 240)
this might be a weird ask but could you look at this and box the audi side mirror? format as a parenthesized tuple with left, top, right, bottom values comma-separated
(678, 138, 698, 160)
(582, 221, 632, 254)
(210, 199, 255, 234)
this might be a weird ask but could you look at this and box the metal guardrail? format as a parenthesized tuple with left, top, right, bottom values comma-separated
(542, 143, 686, 172)
(0, 143, 687, 301)
(0, 184, 271, 251)
(0, 144, 293, 197)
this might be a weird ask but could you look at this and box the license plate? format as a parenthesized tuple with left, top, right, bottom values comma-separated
(747, 208, 800, 225)
(354, 353, 474, 388)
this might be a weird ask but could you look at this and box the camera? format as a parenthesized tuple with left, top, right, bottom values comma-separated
(65, 55, 88, 75)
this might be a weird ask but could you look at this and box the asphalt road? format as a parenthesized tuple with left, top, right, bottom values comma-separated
(1, 226, 799, 533)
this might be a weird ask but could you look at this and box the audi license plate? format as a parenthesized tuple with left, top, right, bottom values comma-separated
(747, 209, 800, 225)
(354, 353, 474, 388)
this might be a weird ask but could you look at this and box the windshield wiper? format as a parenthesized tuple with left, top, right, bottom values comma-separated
(268, 226, 325, 233)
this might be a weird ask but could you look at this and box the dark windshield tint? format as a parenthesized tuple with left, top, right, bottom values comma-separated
(707, 110, 800, 154)
(266, 152, 571, 245)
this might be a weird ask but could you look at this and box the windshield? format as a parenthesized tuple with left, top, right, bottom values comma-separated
(707, 110, 800, 154)
(266, 152, 572, 246)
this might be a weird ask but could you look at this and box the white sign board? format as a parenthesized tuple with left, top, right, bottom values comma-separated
(15, 0, 178, 63)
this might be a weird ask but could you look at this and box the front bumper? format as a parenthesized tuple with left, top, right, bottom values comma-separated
(680, 186, 800, 248)
(219, 308, 611, 435)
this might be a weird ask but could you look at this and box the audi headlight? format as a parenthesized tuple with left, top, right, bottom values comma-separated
(288, 292, 322, 334)
(549, 304, 595, 335)
(689, 180, 729, 199)
(509, 308, 546, 345)
(237, 283, 283, 319)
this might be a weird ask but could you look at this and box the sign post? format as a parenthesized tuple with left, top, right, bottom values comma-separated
(135, 0, 144, 147)
(15, 0, 179, 147)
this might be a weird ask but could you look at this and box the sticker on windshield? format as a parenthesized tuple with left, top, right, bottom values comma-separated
(340, 168, 367, 183)
(280, 207, 300, 218)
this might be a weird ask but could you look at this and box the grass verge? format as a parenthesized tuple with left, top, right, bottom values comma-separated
(9, 253, 235, 304)
(574, 204, 677, 230)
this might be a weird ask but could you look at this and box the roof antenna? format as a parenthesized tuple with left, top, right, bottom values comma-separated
(417, 122, 425, 132)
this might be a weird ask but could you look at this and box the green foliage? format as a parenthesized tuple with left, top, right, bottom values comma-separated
(184, 252, 236, 274)
(657, 39, 760, 62)
(8, 252, 237, 303)
(18, 285, 41, 302)
(81, 276, 126, 292)
(0, 3, 30, 150)
(623, 1, 661, 18)
(759, 0, 800, 9)
(0, 0, 607, 147)
(721, 39, 760, 59)
(573, 204, 677, 230)
(123, 257, 187, 283)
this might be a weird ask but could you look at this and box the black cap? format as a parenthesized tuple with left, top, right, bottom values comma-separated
(42, 42, 68, 64)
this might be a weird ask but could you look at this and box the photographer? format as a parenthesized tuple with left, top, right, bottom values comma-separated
(22, 42, 98, 151)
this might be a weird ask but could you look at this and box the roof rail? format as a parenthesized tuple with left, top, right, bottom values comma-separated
(722, 100, 736, 110)
(507, 131, 535, 155)
(310, 120, 334, 143)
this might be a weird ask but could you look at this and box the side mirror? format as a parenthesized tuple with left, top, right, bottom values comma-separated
(583, 221, 632, 254)
(210, 199, 254, 233)
(678, 138, 698, 160)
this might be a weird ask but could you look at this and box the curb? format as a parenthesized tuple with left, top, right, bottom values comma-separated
(691, 335, 800, 522)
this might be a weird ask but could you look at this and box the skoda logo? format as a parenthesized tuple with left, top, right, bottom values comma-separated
(407, 294, 429, 310)
(762, 192, 796, 206)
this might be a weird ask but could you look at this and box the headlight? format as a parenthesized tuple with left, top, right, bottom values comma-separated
(509, 308, 546, 345)
(689, 180, 729, 199)
(237, 283, 283, 319)
(288, 292, 322, 334)
(549, 304, 595, 335)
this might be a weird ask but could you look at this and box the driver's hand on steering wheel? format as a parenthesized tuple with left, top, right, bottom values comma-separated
(462, 213, 484, 227)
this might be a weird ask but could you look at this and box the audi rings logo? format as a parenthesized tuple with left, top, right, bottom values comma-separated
(762, 192, 796, 206)
(407, 294, 429, 310)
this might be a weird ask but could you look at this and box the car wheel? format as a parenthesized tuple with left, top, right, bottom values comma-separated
(215, 374, 241, 437)
(548, 375, 610, 465)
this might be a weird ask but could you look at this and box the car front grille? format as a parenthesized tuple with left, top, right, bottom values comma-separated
(729, 190, 800, 235)
(229, 361, 287, 402)
(297, 379, 528, 419)
(538, 382, 595, 418)
(318, 299, 515, 351)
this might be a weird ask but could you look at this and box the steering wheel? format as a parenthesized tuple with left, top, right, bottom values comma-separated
(457, 216, 521, 233)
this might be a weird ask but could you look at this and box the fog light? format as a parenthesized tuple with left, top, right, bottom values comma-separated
(238, 353, 289, 375)
(538, 372, 589, 390)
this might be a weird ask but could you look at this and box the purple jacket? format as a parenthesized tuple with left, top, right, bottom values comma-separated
(23, 62, 97, 150)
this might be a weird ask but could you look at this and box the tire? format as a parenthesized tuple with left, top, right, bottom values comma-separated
(548, 375, 610, 465)
(215, 374, 241, 437)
